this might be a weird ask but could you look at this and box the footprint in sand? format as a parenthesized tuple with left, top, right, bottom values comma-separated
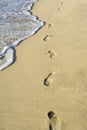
(44, 72, 55, 86)
(48, 24, 54, 28)
(58, 1, 64, 10)
(43, 35, 52, 41)
(48, 50, 57, 59)
(48, 111, 61, 130)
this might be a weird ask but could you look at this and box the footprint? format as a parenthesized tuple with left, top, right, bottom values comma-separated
(58, 1, 64, 11)
(43, 35, 52, 41)
(48, 24, 54, 28)
(44, 72, 55, 86)
(48, 50, 57, 59)
(48, 111, 61, 130)
(60, 1, 63, 5)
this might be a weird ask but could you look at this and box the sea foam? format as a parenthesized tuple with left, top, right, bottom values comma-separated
(0, 48, 15, 70)
(0, 0, 44, 70)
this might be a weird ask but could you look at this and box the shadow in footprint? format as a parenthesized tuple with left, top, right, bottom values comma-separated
(48, 50, 57, 59)
(48, 111, 55, 119)
(43, 35, 52, 41)
(44, 72, 55, 86)
(49, 124, 53, 130)
(47, 111, 61, 130)
(48, 24, 54, 28)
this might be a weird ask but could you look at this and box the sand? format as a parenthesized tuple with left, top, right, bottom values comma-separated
(0, 0, 87, 130)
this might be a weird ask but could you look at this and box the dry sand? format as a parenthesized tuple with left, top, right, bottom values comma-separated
(0, 0, 87, 130)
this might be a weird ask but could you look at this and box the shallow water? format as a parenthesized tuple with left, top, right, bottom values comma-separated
(0, 0, 43, 48)
(0, 0, 44, 70)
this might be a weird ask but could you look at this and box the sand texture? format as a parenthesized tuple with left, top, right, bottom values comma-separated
(0, 0, 87, 130)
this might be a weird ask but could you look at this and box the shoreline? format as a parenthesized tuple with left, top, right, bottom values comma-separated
(0, 0, 87, 130)
(0, 0, 44, 71)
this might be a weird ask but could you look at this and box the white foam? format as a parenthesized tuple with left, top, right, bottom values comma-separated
(0, 48, 15, 71)
(0, 19, 44, 71)
(0, 0, 44, 71)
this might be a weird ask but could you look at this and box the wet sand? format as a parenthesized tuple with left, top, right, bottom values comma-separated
(0, 0, 87, 130)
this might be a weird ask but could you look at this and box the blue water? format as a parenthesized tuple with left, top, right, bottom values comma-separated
(0, 0, 44, 48)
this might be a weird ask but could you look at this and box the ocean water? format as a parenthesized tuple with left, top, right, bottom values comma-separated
(0, 0, 44, 70)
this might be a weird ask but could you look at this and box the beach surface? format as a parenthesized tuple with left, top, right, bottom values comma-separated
(0, 0, 87, 130)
